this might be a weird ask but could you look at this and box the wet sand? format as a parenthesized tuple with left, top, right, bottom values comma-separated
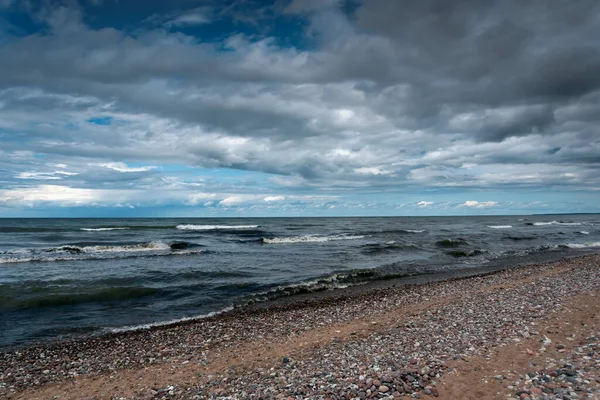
(1, 253, 599, 399)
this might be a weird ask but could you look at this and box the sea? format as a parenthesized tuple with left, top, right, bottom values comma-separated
(1, 215, 599, 348)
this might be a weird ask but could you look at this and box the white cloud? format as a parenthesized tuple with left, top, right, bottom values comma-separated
(185, 193, 217, 206)
(164, 7, 212, 28)
(97, 163, 156, 173)
(354, 167, 391, 175)
(0, 185, 103, 206)
(264, 195, 285, 202)
(461, 200, 498, 208)
(219, 195, 260, 206)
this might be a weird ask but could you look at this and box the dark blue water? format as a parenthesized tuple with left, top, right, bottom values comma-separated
(1, 215, 599, 347)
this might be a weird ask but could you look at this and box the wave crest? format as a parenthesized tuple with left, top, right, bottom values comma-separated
(80, 227, 130, 232)
(176, 224, 259, 230)
(0, 241, 206, 264)
(533, 221, 582, 226)
(262, 234, 365, 244)
(564, 242, 600, 249)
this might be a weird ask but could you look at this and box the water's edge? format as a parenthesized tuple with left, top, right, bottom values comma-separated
(4, 250, 596, 353)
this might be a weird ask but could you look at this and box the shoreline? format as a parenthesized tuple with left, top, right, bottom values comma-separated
(1, 253, 599, 399)
(4, 248, 584, 351)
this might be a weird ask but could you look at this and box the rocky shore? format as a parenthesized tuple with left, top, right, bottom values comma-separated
(1, 254, 599, 399)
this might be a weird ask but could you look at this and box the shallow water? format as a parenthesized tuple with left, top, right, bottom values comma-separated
(0, 215, 598, 347)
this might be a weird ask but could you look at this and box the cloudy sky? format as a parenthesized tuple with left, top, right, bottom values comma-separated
(0, 0, 599, 217)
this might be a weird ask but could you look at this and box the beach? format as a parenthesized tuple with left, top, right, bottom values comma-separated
(1, 253, 599, 399)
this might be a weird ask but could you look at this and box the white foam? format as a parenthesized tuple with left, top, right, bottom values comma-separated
(81, 227, 130, 231)
(534, 221, 582, 226)
(0, 256, 82, 264)
(176, 224, 259, 230)
(579, 231, 590, 235)
(263, 234, 365, 244)
(487, 225, 512, 229)
(81, 241, 171, 253)
(108, 306, 235, 333)
(565, 242, 600, 249)
(0, 242, 205, 264)
(403, 229, 425, 233)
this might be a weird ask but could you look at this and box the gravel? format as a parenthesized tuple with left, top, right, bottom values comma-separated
(1, 254, 599, 399)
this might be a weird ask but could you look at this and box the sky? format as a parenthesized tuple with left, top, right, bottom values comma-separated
(0, 0, 599, 217)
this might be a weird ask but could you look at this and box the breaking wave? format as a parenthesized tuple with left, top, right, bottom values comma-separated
(240, 268, 420, 305)
(532, 221, 582, 226)
(0, 241, 206, 264)
(176, 224, 259, 230)
(435, 238, 468, 248)
(262, 234, 365, 244)
(564, 242, 600, 249)
(446, 249, 485, 258)
(80, 227, 131, 232)
(487, 225, 512, 229)
(108, 306, 235, 333)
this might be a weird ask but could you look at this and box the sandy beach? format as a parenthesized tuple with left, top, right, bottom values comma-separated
(1, 253, 599, 400)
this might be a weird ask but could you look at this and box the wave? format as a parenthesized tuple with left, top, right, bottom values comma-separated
(108, 306, 235, 333)
(244, 270, 376, 302)
(365, 229, 425, 235)
(241, 268, 420, 306)
(2, 286, 160, 310)
(435, 238, 467, 248)
(504, 236, 537, 241)
(532, 221, 582, 226)
(564, 242, 600, 249)
(262, 234, 365, 244)
(80, 227, 130, 232)
(0, 241, 206, 264)
(487, 225, 512, 229)
(360, 241, 419, 254)
(446, 249, 485, 258)
(176, 224, 259, 230)
(505, 244, 561, 257)
(579, 231, 590, 235)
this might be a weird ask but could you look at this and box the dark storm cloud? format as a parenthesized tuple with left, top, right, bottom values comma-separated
(350, 0, 600, 141)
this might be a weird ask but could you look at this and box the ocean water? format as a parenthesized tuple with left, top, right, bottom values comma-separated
(0, 215, 599, 347)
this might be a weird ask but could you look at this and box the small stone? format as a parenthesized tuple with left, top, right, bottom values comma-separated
(379, 385, 390, 393)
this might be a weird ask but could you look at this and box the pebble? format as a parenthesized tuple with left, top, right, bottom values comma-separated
(1, 255, 600, 400)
